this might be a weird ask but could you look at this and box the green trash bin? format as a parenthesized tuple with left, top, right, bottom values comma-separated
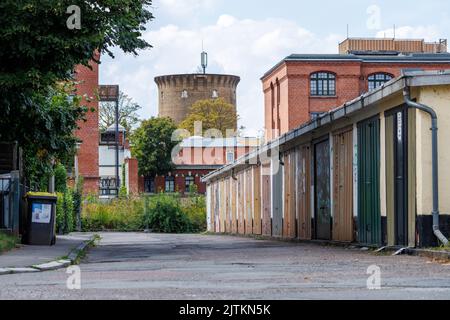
(24, 192, 57, 246)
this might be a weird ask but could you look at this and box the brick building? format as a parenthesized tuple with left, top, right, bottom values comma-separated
(140, 137, 259, 195)
(74, 59, 100, 194)
(262, 38, 450, 141)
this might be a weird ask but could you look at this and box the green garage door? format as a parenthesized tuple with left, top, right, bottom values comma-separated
(358, 117, 381, 246)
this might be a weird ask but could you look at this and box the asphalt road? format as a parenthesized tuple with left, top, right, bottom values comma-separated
(0, 232, 450, 300)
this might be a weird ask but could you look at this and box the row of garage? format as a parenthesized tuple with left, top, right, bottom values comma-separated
(203, 71, 450, 248)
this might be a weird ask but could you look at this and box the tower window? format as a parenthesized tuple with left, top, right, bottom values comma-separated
(368, 73, 393, 91)
(310, 72, 336, 96)
(181, 90, 188, 99)
(212, 90, 219, 99)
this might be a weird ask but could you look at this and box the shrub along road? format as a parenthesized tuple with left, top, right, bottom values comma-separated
(0, 232, 449, 300)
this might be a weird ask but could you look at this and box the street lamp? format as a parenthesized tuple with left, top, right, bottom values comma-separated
(99, 85, 120, 198)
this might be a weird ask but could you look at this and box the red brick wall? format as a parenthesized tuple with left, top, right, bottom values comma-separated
(126, 158, 139, 195)
(74, 58, 100, 194)
(263, 59, 450, 139)
(174, 146, 255, 166)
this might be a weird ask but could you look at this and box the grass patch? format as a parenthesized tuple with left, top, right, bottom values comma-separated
(0, 232, 18, 254)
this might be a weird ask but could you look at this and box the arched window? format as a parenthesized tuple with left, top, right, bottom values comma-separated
(212, 90, 219, 99)
(310, 72, 336, 96)
(181, 89, 188, 99)
(368, 73, 393, 91)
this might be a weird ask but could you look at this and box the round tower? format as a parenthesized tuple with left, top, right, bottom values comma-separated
(155, 73, 240, 125)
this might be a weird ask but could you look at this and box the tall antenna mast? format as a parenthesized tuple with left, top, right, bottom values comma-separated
(346, 24, 349, 38)
(393, 24, 396, 39)
(201, 40, 208, 74)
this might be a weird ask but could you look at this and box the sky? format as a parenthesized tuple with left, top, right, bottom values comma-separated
(99, 0, 450, 136)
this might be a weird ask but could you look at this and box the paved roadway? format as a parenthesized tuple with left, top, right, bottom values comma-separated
(0, 232, 449, 300)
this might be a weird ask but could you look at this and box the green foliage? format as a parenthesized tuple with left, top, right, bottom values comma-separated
(131, 117, 178, 177)
(20, 82, 87, 190)
(179, 98, 239, 136)
(72, 177, 84, 231)
(0, 233, 18, 254)
(99, 92, 142, 133)
(119, 186, 128, 199)
(142, 194, 192, 233)
(80, 194, 207, 233)
(56, 189, 75, 234)
(181, 196, 207, 232)
(54, 164, 68, 193)
(0, 0, 154, 188)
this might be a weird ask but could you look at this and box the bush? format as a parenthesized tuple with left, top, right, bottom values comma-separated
(181, 196, 206, 232)
(142, 194, 192, 233)
(81, 198, 143, 232)
(54, 163, 67, 193)
(56, 189, 75, 234)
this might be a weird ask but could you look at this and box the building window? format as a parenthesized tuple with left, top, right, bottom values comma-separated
(185, 176, 195, 192)
(144, 177, 155, 194)
(99, 177, 118, 196)
(310, 72, 336, 96)
(165, 176, 175, 193)
(368, 73, 393, 91)
(181, 90, 188, 99)
(226, 151, 235, 163)
(212, 90, 219, 99)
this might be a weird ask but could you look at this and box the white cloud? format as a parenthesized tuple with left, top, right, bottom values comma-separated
(101, 15, 344, 135)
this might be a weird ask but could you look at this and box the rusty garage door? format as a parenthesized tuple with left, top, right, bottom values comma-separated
(238, 171, 245, 235)
(214, 182, 220, 233)
(283, 151, 296, 239)
(333, 127, 354, 242)
(245, 168, 253, 235)
(231, 176, 238, 234)
(297, 145, 312, 240)
(253, 166, 262, 235)
(314, 138, 331, 240)
(226, 177, 232, 233)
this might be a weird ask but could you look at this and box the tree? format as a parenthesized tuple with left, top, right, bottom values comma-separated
(131, 117, 178, 177)
(99, 92, 142, 133)
(179, 98, 239, 137)
(0, 0, 153, 185)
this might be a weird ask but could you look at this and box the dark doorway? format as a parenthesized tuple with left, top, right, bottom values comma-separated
(392, 108, 409, 246)
(314, 139, 331, 240)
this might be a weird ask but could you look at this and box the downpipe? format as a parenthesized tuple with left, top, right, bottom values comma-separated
(403, 86, 449, 246)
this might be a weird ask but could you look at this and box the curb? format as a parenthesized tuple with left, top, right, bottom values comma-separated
(0, 235, 98, 276)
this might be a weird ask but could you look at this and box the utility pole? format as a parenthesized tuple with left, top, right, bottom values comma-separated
(115, 96, 120, 197)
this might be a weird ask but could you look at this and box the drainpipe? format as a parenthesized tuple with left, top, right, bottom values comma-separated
(403, 86, 449, 246)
